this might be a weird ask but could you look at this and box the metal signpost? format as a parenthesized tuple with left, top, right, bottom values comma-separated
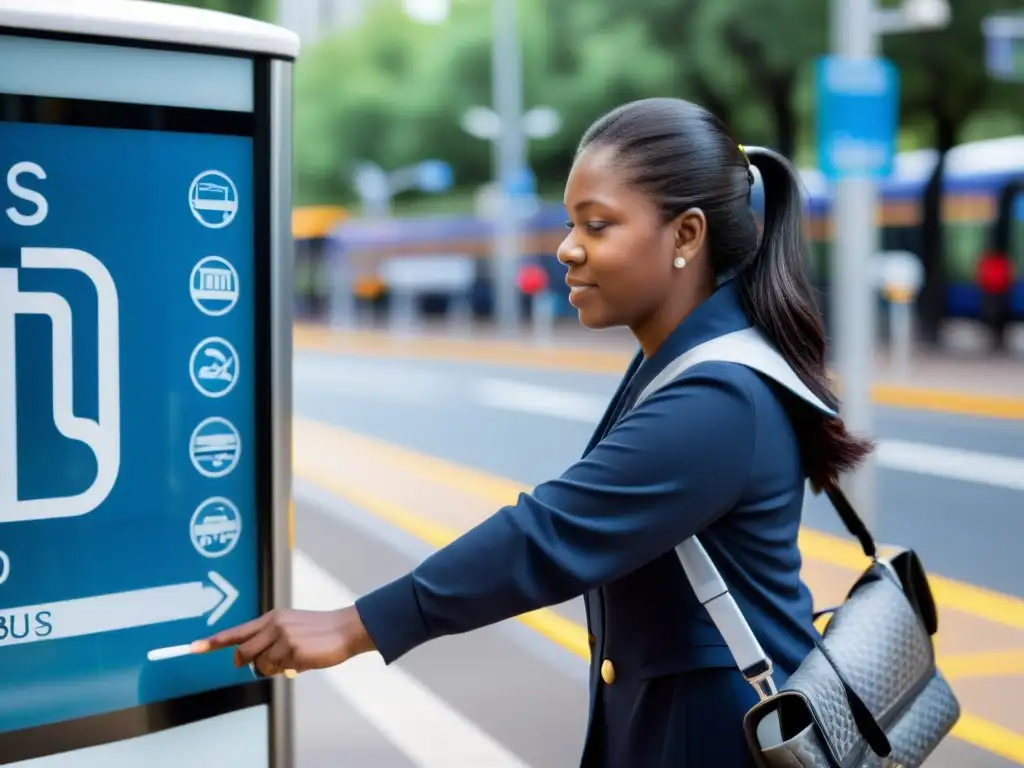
(0, 2, 297, 766)
(820, 0, 900, 528)
(822, 0, 949, 527)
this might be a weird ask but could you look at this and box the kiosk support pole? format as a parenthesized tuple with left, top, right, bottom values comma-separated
(270, 58, 297, 768)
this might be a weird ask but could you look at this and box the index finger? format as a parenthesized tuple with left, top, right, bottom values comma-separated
(191, 614, 271, 654)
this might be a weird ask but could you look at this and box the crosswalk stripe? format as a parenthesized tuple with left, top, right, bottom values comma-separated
(292, 551, 533, 768)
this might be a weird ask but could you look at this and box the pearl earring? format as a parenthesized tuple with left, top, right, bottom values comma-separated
(673, 254, 687, 269)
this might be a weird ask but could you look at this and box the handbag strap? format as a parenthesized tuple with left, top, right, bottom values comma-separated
(629, 326, 879, 700)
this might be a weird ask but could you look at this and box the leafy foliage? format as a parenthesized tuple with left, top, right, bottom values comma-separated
(167, 0, 1023, 211)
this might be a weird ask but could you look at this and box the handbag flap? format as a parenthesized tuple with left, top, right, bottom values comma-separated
(758, 565, 937, 766)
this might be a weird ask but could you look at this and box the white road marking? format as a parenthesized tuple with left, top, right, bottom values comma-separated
(295, 357, 452, 405)
(475, 378, 1024, 492)
(476, 379, 606, 423)
(876, 440, 1024, 492)
(292, 550, 532, 768)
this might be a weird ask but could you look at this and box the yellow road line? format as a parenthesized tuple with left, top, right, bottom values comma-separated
(293, 329, 628, 374)
(869, 384, 1024, 421)
(296, 463, 593, 661)
(293, 327, 1024, 421)
(951, 713, 1024, 766)
(295, 417, 1024, 632)
(292, 450, 1024, 764)
(940, 649, 1024, 680)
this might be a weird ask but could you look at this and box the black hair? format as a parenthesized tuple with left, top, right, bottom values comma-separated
(577, 97, 873, 491)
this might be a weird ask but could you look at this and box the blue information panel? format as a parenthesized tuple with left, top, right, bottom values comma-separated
(816, 55, 900, 180)
(0, 120, 260, 733)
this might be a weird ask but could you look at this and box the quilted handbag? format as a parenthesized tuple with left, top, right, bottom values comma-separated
(631, 327, 961, 768)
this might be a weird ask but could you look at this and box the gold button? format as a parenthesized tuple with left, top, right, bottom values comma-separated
(601, 659, 616, 685)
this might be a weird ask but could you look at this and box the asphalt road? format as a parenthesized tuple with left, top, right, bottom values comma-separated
(294, 351, 1024, 597)
(287, 348, 1024, 768)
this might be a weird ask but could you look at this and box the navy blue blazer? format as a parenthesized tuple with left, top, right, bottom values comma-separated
(355, 280, 820, 767)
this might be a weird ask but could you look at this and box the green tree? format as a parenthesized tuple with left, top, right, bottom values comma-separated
(293, 0, 529, 206)
(291, 0, 677, 206)
(540, 0, 809, 157)
(290, 0, 827, 207)
(293, 3, 445, 204)
(686, 0, 829, 159)
(527, 3, 679, 189)
(561, 0, 828, 159)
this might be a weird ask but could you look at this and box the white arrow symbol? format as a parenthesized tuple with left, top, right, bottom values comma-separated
(0, 571, 239, 649)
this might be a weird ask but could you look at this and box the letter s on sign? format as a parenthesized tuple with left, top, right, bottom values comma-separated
(6, 161, 48, 226)
(35, 611, 53, 637)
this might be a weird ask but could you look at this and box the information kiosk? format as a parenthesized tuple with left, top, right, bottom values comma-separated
(0, 2, 298, 765)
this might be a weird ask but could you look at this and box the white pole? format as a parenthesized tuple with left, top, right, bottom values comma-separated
(491, 0, 525, 336)
(830, 0, 880, 528)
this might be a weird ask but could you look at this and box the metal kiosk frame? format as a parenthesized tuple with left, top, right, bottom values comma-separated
(0, 2, 298, 766)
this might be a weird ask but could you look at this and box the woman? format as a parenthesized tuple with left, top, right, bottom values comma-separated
(193, 98, 871, 767)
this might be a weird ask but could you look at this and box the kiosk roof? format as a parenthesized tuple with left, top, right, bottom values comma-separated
(0, 0, 300, 59)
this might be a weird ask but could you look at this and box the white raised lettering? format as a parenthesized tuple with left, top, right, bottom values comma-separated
(6, 161, 48, 226)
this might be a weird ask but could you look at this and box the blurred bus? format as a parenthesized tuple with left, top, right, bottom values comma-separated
(293, 136, 1024, 324)
(799, 135, 1024, 322)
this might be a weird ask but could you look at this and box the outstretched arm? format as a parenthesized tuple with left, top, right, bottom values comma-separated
(191, 367, 758, 676)
(357, 367, 757, 664)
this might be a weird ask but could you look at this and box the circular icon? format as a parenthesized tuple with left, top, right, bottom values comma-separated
(189, 417, 242, 478)
(188, 170, 239, 229)
(190, 497, 242, 559)
(0, 550, 9, 586)
(190, 256, 239, 317)
(189, 337, 239, 399)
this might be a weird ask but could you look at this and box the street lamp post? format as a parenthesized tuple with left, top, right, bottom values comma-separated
(462, 97, 561, 337)
(462, 100, 561, 339)
(406, 0, 559, 337)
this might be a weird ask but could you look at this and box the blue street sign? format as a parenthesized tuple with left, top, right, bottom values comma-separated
(417, 159, 454, 193)
(816, 56, 900, 180)
(0, 121, 259, 733)
(504, 166, 536, 198)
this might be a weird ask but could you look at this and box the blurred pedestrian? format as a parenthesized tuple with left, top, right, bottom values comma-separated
(977, 247, 1014, 352)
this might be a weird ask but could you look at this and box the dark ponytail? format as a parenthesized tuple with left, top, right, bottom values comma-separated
(579, 99, 873, 491)
(741, 147, 874, 491)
